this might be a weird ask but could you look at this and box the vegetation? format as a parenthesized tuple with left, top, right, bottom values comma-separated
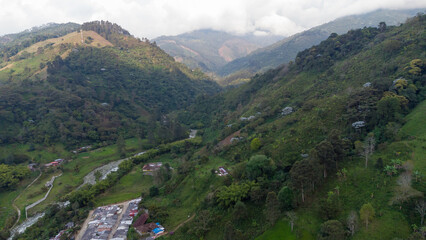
(0, 12, 425, 240)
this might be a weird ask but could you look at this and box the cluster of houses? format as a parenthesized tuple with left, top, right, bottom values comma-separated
(72, 145, 92, 154)
(133, 213, 166, 238)
(81, 204, 122, 239)
(111, 199, 141, 240)
(79, 199, 141, 240)
(216, 167, 229, 176)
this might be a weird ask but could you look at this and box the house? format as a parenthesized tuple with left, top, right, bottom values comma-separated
(133, 213, 148, 228)
(54, 159, 64, 163)
(129, 209, 138, 217)
(65, 222, 74, 229)
(217, 167, 228, 176)
(28, 163, 37, 171)
(281, 107, 293, 116)
(135, 222, 158, 234)
(142, 162, 163, 172)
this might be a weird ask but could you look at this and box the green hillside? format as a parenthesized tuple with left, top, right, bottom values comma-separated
(0, 21, 220, 150)
(1, 14, 425, 240)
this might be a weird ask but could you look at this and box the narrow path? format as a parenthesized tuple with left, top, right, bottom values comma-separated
(172, 214, 195, 233)
(10, 170, 42, 230)
(25, 173, 62, 218)
(108, 201, 131, 240)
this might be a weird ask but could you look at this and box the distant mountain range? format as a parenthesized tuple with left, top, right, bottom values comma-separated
(153, 29, 283, 73)
(217, 8, 424, 79)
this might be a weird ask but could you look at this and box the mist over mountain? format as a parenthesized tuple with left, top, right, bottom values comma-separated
(154, 29, 283, 73)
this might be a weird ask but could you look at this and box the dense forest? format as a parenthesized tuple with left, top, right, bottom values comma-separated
(0, 21, 220, 150)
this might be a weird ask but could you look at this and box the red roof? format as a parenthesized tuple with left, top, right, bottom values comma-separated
(133, 213, 148, 228)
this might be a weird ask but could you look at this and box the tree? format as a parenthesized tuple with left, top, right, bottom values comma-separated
(318, 220, 346, 240)
(191, 210, 212, 237)
(361, 134, 375, 168)
(233, 201, 247, 222)
(149, 186, 159, 197)
(379, 22, 387, 32)
(328, 129, 345, 169)
(216, 181, 255, 207)
(250, 138, 262, 151)
(286, 211, 297, 232)
(265, 192, 280, 225)
(347, 211, 358, 236)
(94, 170, 102, 181)
(415, 199, 425, 226)
(290, 158, 318, 202)
(245, 155, 275, 180)
(375, 158, 384, 170)
(249, 185, 265, 204)
(315, 140, 335, 178)
(360, 203, 375, 228)
(278, 186, 293, 210)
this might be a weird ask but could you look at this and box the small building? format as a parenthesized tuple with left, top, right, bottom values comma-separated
(135, 222, 158, 234)
(28, 163, 37, 171)
(54, 159, 64, 163)
(142, 162, 163, 172)
(65, 222, 74, 229)
(281, 107, 293, 116)
(133, 213, 149, 228)
(217, 167, 228, 176)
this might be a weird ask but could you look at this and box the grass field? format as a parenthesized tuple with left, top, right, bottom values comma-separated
(94, 166, 153, 206)
(256, 220, 297, 240)
(0, 137, 147, 228)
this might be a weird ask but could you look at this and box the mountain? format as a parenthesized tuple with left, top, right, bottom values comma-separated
(0, 21, 220, 148)
(154, 29, 283, 73)
(218, 8, 424, 78)
(13, 14, 425, 240)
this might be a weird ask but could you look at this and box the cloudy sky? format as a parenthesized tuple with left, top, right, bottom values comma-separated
(0, 0, 425, 39)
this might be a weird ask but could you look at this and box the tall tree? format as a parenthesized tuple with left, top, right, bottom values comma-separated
(290, 159, 316, 202)
(315, 140, 335, 178)
(286, 211, 297, 232)
(360, 203, 375, 229)
(278, 186, 294, 210)
(328, 129, 345, 169)
(347, 211, 358, 236)
(415, 199, 425, 226)
(361, 134, 375, 168)
(265, 192, 280, 225)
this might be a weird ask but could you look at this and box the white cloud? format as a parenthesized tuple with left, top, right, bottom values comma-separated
(0, 0, 424, 39)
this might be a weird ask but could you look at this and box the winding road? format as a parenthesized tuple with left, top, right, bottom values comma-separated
(10, 170, 42, 230)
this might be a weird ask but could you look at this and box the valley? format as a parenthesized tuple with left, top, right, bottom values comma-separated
(0, 8, 424, 240)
